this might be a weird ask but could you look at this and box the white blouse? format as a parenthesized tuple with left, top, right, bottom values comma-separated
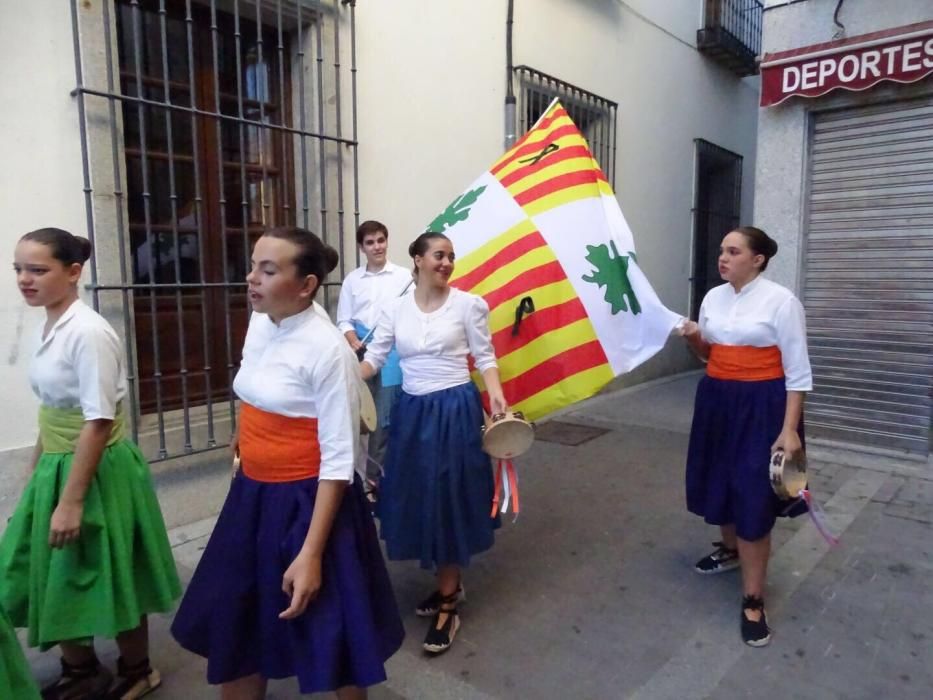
(30, 299, 126, 421)
(234, 305, 359, 482)
(699, 276, 813, 391)
(364, 288, 498, 396)
(336, 261, 413, 333)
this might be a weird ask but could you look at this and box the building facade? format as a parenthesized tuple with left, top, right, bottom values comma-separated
(0, 0, 760, 519)
(755, 0, 933, 460)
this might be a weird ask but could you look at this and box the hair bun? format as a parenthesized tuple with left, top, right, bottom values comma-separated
(323, 245, 339, 275)
(767, 238, 779, 257)
(75, 236, 93, 263)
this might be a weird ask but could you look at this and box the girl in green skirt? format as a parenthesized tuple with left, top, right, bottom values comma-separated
(1, 606, 40, 699)
(1, 228, 181, 699)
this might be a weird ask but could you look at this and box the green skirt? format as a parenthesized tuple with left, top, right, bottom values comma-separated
(0, 440, 182, 650)
(0, 606, 39, 699)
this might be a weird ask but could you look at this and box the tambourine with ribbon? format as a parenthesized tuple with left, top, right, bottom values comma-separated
(359, 379, 378, 435)
(771, 448, 840, 546)
(482, 411, 535, 519)
(482, 411, 535, 459)
(769, 448, 807, 500)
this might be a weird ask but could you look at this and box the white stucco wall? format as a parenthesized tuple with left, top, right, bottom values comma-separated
(0, 3, 86, 470)
(355, 0, 760, 381)
(756, 0, 933, 292)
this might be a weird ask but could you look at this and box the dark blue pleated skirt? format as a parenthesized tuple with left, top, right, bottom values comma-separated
(378, 382, 500, 569)
(170, 474, 404, 693)
(686, 376, 806, 542)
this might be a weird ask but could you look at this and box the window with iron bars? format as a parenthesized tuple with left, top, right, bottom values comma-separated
(70, 0, 360, 462)
(514, 65, 617, 186)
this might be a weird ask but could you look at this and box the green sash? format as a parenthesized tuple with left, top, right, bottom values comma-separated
(38, 405, 126, 454)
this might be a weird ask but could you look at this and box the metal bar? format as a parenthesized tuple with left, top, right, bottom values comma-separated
(71, 86, 356, 145)
(512, 64, 619, 108)
(209, 0, 239, 432)
(69, 0, 99, 312)
(255, 0, 271, 229)
(315, 13, 328, 240)
(347, 0, 360, 264)
(99, 0, 141, 443)
(87, 280, 343, 290)
(332, 0, 346, 279)
(296, 1, 310, 228)
(276, 0, 292, 225)
(185, 0, 216, 447)
(158, 0, 193, 452)
(130, 0, 169, 458)
(233, 0, 252, 326)
(610, 105, 618, 186)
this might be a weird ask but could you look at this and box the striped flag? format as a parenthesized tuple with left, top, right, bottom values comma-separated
(430, 99, 681, 420)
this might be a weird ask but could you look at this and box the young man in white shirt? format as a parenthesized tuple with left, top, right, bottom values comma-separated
(336, 220, 412, 504)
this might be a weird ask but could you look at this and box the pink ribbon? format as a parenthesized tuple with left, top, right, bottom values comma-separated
(796, 489, 840, 546)
(490, 459, 520, 520)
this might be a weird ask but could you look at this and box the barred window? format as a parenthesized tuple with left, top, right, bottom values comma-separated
(514, 65, 617, 186)
(71, 0, 359, 460)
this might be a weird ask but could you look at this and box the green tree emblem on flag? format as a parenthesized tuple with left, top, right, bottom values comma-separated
(582, 240, 642, 315)
(427, 185, 487, 232)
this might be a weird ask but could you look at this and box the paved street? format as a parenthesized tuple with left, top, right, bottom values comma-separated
(22, 372, 933, 699)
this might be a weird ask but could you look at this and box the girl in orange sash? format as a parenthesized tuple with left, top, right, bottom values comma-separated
(680, 226, 812, 647)
(171, 228, 403, 699)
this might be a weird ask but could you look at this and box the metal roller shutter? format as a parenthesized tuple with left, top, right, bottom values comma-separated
(803, 96, 933, 455)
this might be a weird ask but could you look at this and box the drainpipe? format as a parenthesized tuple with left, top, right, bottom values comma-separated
(504, 0, 516, 150)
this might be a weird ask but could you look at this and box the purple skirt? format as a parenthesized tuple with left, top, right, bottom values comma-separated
(686, 376, 806, 541)
(170, 473, 404, 693)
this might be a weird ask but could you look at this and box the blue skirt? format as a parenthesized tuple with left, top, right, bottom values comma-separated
(685, 376, 806, 542)
(378, 382, 500, 569)
(170, 474, 404, 693)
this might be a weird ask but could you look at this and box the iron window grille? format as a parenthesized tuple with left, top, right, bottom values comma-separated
(69, 0, 360, 462)
(513, 65, 618, 186)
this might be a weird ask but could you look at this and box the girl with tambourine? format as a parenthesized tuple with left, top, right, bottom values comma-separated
(2, 228, 181, 698)
(360, 231, 506, 655)
(171, 227, 404, 698)
(680, 226, 812, 647)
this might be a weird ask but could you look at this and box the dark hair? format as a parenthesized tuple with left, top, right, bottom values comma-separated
(408, 231, 449, 259)
(20, 227, 92, 266)
(262, 226, 339, 298)
(356, 220, 388, 246)
(732, 226, 778, 271)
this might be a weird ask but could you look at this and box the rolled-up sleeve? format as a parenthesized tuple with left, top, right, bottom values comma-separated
(307, 351, 357, 481)
(73, 327, 122, 420)
(464, 295, 497, 373)
(775, 297, 813, 392)
(362, 305, 395, 372)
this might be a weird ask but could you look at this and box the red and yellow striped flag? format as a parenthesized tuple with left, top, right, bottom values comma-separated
(428, 99, 680, 420)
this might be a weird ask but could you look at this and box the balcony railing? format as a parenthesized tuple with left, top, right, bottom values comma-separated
(697, 0, 763, 77)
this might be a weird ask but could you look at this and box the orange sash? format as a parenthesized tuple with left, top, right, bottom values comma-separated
(707, 344, 784, 381)
(238, 402, 321, 482)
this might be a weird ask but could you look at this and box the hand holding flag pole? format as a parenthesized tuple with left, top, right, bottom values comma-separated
(355, 278, 415, 361)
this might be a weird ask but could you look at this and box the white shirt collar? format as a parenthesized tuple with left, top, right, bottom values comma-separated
(272, 304, 318, 332)
(732, 274, 763, 298)
(360, 260, 400, 277)
(41, 298, 84, 346)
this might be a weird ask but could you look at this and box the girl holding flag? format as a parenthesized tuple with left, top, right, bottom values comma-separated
(680, 226, 812, 647)
(360, 231, 506, 655)
(3, 227, 181, 698)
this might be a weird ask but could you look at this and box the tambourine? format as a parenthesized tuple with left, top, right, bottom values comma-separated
(481, 411, 535, 459)
(769, 448, 807, 500)
(359, 380, 378, 434)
